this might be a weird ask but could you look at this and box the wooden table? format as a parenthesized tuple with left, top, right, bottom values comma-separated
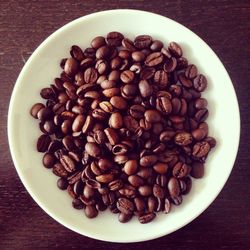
(1, 0, 249, 249)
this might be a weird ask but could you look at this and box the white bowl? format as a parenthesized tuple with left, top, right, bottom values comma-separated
(8, 9, 240, 242)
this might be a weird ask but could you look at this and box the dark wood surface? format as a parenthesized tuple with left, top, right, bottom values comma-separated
(1, 0, 250, 249)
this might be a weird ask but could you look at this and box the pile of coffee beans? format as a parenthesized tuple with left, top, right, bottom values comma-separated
(30, 32, 216, 223)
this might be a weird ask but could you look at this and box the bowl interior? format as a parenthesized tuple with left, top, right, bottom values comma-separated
(8, 9, 240, 242)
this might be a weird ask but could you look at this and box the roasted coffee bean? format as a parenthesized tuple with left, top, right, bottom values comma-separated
(191, 162, 205, 178)
(195, 109, 209, 122)
(40, 87, 55, 100)
(64, 58, 78, 76)
(117, 198, 134, 215)
(156, 96, 172, 114)
(138, 185, 152, 196)
(195, 98, 208, 110)
(145, 52, 163, 67)
(134, 35, 152, 49)
(120, 70, 135, 83)
(192, 141, 210, 158)
(37, 134, 51, 152)
(57, 178, 68, 190)
(85, 142, 101, 158)
(153, 184, 165, 198)
(140, 155, 158, 167)
(185, 64, 198, 79)
(172, 162, 190, 178)
(164, 57, 177, 73)
(153, 162, 168, 174)
(30, 103, 45, 118)
(104, 128, 119, 145)
(192, 127, 207, 141)
(140, 67, 155, 80)
(108, 112, 123, 129)
(129, 105, 145, 119)
(168, 177, 180, 198)
(175, 132, 193, 146)
(193, 74, 207, 92)
(37, 107, 53, 121)
(60, 155, 76, 173)
(144, 110, 161, 123)
(138, 80, 153, 98)
(171, 195, 183, 205)
(72, 198, 84, 209)
(110, 96, 127, 110)
(118, 213, 132, 223)
(168, 42, 182, 57)
(138, 213, 156, 224)
(82, 115, 94, 133)
(107, 31, 124, 46)
(42, 153, 56, 168)
(159, 129, 176, 142)
(154, 70, 168, 89)
(108, 179, 123, 191)
(91, 36, 106, 49)
(128, 175, 144, 187)
(53, 163, 68, 178)
(123, 115, 139, 132)
(96, 45, 110, 59)
(150, 40, 163, 51)
(85, 205, 98, 218)
(163, 198, 171, 213)
(70, 45, 84, 61)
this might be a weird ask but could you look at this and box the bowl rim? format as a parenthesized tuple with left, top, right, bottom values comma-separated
(8, 9, 241, 242)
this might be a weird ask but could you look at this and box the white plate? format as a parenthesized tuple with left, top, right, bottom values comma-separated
(8, 9, 240, 242)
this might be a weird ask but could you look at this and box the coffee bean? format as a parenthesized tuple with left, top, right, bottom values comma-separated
(118, 213, 132, 223)
(175, 132, 193, 146)
(123, 115, 139, 132)
(153, 184, 165, 198)
(72, 198, 84, 209)
(84, 67, 98, 84)
(70, 45, 84, 61)
(163, 198, 171, 213)
(96, 45, 110, 59)
(191, 162, 204, 178)
(138, 80, 153, 98)
(96, 174, 114, 184)
(156, 96, 172, 114)
(138, 185, 152, 196)
(85, 205, 98, 218)
(91, 36, 106, 49)
(37, 107, 53, 121)
(145, 52, 163, 67)
(193, 74, 207, 92)
(195, 109, 209, 122)
(30, 103, 45, 118)
(107, 31, 124, 46)
(154, 70, 168, 89)
(168, 42, 182, 57)
(204, 136, 217, 148)
(117, 198, 134, 215)
(140, 155, 158, 167)
(140, 67, 156, 80)
(173, 162, 190, 178)
(110, 96, 127, 110)
(43, 153, 56, 168)
(120, 70, 134, 83)
(53, 163, 68, 178)
(153, 162, 168, 174)
(192, 128, 207, 141)
(128, 175, 144, 187)
(144, 110, 161, 123)
(150, 40, 163, 51)
(57, 178, 68, 190)
(195, 98, 208, 109)
(108, 112, 123, 129)
(168, 177, 180, 198)
(60, 155, 76, 173)
(85, 142, 101, 158)
(164, 57, 177, 72)
(134, 35, 152, 49)
(185, 64, 198, 79)
(138, 213, 156, 224)
(82, 115, 94, 133)
(64, 58, 78, 76)
(192, 141, 210, 158)
(132, 51, 145, 62)
(37, 134, 51, 152)
(104, 128, 119, 146)
(179, 73, 193, 88)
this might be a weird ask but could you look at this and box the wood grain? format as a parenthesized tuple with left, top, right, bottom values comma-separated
(0, 0, 250, 249)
